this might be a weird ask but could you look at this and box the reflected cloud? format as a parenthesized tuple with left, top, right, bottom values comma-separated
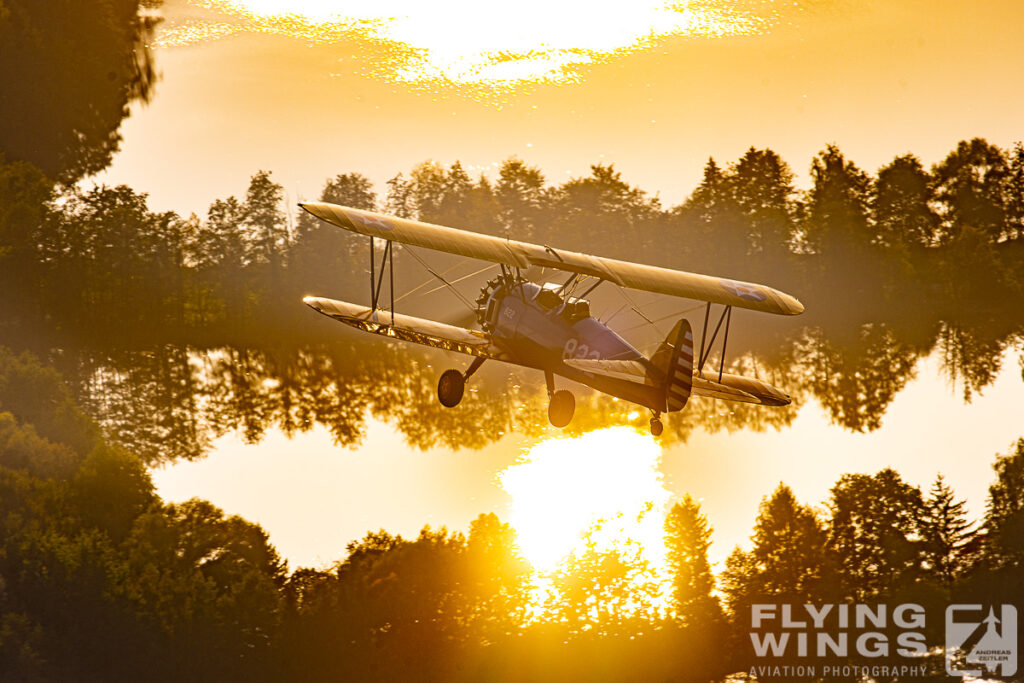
(156, 0, 778, 87)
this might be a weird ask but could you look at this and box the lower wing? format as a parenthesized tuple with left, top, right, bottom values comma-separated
(303, 296, 510, 361)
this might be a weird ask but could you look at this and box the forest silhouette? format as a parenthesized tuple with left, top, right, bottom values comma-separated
(2, 348, 1023, 681)
(2, 1, 1024, 679)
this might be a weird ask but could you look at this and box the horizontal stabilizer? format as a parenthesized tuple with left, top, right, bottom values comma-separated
(563, 358, 654, 385)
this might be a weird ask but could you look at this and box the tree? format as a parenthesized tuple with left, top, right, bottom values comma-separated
(384, 173, 414, 218)
(827, 469, 923, 599)
(0, 0, 158, 182)
(0, 347, 98, 457)
(874, 154, 937, 248)
(317, 172, 376, 211)
(721, 484, 831, 613)
(436, 161, 474, 225)
(72, 443, 155, 542)
(345, 526, 472, 678)
(0, 158, 54, 322)
(462, 512, 531, 640)
(409, 160, 449, 222)
(548, 163, 660, 261)
(931, 138, 1010, 244)
(664, 495, 723, 628)
(982, 438, 1024, 569)
(292, 172, 376, 295)
(919, 474, 976, 586)
(802, 144, 873, 255)
(720, 485, 832, 678)
(546, 535, 662, 638)
(41, 184, 187, 340)
(1005, 142, 1024, 241)
(118, 499, 285, 679)
(727, 147, 798, 258)
(194, 196, 247, 272)
(244, 170, 288, 267)
(495, 157, 548, 241)
(671, 158, 743, 269)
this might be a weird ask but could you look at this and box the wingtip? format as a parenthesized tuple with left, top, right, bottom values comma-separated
(777, 292, 805, 315)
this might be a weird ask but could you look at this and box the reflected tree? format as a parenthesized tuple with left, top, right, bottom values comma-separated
(795, 324, 921, 432)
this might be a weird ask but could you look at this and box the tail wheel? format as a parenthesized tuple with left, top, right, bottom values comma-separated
(437, 369, 465, 408)
(548, 390, 575, 428)
(650, 416, 664, 437)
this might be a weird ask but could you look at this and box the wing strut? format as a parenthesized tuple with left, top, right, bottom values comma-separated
(697, 303, 733, 381)
(579, 278, 604, 299)
(368, 237, 396, 324)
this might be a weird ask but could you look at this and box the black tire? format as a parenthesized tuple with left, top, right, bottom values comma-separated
(438, 369, 465, 407)
(650, 417, 664, 437)
(548, 390, 575, 428)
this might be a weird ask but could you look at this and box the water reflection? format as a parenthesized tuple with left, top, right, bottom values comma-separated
(42, 290, 1024, 466)
(4, 145, 1024, 464)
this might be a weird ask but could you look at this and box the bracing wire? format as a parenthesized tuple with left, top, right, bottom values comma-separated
(417, 262, 498, 298)
(614, 286, 665, 336)
(618, 302, 707, 335)
(402, 246, 477, 313)
(601, 302, 630, 326)
(392, 255, 472, 304)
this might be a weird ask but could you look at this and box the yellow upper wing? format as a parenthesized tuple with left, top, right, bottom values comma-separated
(300, 202, 804, 316)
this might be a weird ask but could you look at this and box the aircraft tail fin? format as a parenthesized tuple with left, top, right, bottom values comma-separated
(650, 318, 693, 412)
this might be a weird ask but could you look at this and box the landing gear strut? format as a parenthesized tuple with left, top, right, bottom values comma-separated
(437, 357, 486, 408)
(545, 371, 575, 428)
(649, 412, 663, 437)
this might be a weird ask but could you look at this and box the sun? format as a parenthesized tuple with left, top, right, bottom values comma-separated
(499, 426, 672, 577)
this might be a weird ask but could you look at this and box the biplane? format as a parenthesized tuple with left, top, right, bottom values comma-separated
(299, 202, 804, 435)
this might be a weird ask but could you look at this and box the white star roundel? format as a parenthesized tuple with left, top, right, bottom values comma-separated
(720, 279, 767, 302)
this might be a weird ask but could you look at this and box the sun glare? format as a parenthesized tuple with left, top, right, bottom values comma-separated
(157, 1, 769, 86)
(499, 427, 672, 580)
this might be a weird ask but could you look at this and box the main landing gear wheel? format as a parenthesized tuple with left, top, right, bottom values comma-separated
(548, 390, 575, 428)
(649, 415, 664, 437)
(437, 369, 465, 407)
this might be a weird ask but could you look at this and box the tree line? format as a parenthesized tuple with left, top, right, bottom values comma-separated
(3, 139, 1024, 348)
(2, 139, 1024, 460)
(1, 346, 1022, 681)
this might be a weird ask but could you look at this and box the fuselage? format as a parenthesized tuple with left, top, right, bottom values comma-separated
(483, 281, 665, 410)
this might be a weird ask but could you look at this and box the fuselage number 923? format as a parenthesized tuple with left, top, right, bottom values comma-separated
(562, 338, 601, 361)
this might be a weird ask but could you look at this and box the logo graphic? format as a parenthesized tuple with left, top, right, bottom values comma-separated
(720, 279, 767, 302)
(349, 211, 395, 231)
(946, 605, 1017, 677)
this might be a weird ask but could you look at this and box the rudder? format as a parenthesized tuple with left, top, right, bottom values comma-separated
(650, 319, 693, 412)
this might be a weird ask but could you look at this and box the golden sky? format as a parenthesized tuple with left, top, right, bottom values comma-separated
(106, 0, 1024, 215)
(125, 0, 1024, 571)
